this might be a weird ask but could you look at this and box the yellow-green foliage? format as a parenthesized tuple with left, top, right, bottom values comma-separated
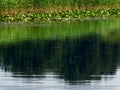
(0, 0, 120, 10)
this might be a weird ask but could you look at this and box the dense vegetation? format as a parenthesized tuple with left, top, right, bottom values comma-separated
(0, 0, 120, 10)
(0, 9, 120, 22)
(0, 0, 120, 22)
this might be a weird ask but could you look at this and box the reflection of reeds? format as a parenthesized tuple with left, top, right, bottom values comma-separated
(0, 19, 120, 45)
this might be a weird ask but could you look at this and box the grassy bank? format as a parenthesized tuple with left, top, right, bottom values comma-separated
(0, 8, 120, 22)
(0, 0, 120, 22)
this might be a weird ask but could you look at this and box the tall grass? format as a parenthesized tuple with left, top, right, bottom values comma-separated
(0, 0, 120, 11)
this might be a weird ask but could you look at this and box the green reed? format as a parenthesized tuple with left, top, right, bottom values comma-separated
(0, 0, 120, 11)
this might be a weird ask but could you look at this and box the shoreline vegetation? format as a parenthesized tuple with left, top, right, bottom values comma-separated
(0, 0, 120, 22)
(0, 8, 120, 22)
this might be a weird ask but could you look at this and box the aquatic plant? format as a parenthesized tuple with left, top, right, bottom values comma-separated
(0, 9, 120, 22)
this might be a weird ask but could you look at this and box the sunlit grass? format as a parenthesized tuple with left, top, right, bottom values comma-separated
(0, 0, 120, 9)
(0, 0, 120, 15)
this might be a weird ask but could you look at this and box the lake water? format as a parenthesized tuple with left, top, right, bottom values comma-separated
(0, 19, 120, 90)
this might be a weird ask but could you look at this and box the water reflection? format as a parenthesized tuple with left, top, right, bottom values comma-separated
(0, 34, 120, 85)
(58, 35, 119, 84)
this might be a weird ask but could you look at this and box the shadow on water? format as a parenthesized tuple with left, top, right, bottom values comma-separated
(0, 34, 120, 84)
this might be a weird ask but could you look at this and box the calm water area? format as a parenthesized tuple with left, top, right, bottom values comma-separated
(0, 19, 120, 90)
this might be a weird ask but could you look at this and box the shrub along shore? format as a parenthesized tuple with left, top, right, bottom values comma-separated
(0, 4, 120, 22)
(0, 8, 120, 22)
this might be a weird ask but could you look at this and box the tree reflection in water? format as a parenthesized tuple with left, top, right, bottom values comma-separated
(0, 34, 120, 84)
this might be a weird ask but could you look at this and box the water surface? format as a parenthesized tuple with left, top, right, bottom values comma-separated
(0, 19, 120, 90)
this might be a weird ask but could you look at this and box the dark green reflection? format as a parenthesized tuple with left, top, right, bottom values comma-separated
(0, 34, 120, 84)
(57, 35, 120, 83)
